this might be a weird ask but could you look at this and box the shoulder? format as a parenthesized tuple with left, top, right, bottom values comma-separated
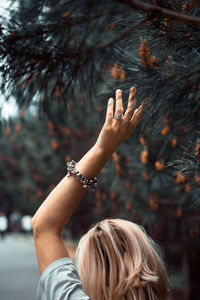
(37, 257, 90, 300)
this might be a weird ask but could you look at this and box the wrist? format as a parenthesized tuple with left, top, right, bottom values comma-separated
(75, 144, 111, 180)
(93, 142, 113, 161)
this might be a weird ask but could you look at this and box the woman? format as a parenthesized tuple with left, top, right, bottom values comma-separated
(32, 88, 170, 299)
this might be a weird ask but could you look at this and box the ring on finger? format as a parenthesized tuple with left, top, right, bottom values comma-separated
(114, 113, 123, 120)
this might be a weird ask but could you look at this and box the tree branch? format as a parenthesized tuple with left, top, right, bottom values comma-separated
(119, 0, 200, 26)
(101, 16, 149, 50)
(3, 13, 106, 42)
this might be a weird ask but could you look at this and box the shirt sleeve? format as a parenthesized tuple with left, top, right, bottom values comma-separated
(37, 257, 90, 300)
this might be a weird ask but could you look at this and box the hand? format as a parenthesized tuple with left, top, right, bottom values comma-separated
(95, 87, 145, 156)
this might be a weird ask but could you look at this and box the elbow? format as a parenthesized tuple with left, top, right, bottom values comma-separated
(31, 214, 61, 238)
(31, 216, 40, 239)
(31, 214, 40, 230)
(31, 216, 48, 239)
(31, 215, 37, 228)
(31, 215, 48, 238)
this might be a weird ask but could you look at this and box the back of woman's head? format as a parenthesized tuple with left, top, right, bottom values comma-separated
(75, 218, 170, 300)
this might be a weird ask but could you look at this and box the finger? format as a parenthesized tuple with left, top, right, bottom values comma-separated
(127, 87, 136, 111)
(105, 98, 114, 124)
(129, 104, 145, 128)
(124, 87, 136, 120)
(114, 89, 123, 116)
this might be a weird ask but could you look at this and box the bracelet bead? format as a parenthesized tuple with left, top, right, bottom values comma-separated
(66, 160, 98, 192)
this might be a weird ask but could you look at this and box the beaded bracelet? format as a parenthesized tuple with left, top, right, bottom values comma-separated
(66, 160, 98, 192)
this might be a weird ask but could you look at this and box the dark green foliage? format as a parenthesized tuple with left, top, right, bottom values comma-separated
(0, 1, 200, 296)
(1, 0, 200, 179)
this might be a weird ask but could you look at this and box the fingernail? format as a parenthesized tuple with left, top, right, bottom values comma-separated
(130, 87, 135, 92)
(109, 98, 113, 104)
(135, 105, 144, 113)
(116, 89, 122, 94)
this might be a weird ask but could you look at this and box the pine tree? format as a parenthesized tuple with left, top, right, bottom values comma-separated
(0, 1, 200, 298)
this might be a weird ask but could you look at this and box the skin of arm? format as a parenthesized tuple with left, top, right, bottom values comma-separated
(32, 88, 145, 274)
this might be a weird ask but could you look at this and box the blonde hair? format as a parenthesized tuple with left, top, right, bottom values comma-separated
(75, 218, 170, 300)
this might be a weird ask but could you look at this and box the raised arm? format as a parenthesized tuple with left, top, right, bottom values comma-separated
(32, 88, 145, 274)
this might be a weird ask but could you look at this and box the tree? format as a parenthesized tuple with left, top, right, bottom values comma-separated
(0, 0, 200, 298)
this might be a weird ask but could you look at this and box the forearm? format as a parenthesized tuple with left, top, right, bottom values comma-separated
(32, 88, 144, 273)
(32, 144, 111, 233)
(32, 88, 144, 235)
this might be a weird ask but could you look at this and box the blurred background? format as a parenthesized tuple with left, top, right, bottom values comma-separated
(0, 0, 200, 299)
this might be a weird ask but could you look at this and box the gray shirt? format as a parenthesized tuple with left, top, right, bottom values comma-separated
(37, 257, 90, 300)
